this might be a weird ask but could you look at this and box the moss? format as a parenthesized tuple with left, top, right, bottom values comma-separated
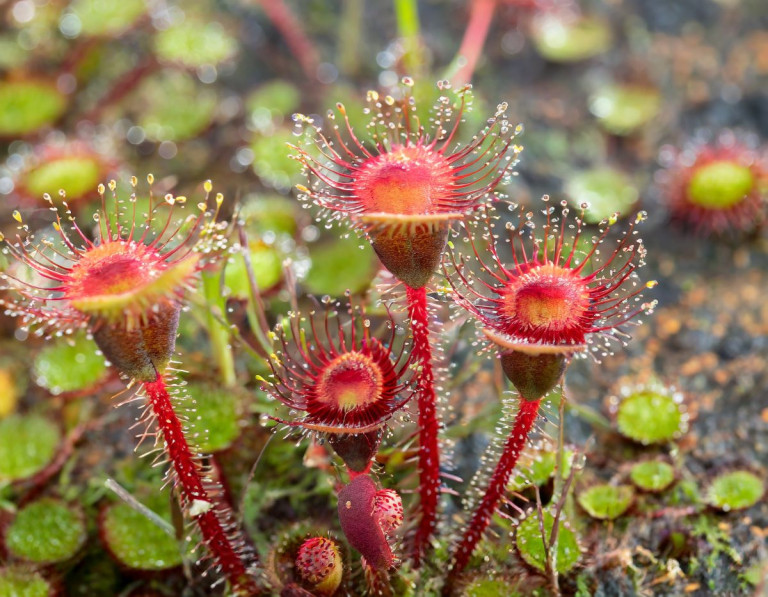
(154, 19, 237, 67)
(515, 510, 581, 574)
(33, 333, 107, 395)
(706, 471, 764, 512)
(692, 515, 743, 567)
(742, 561, 767, 588)
(630, 460, 676, 492)
(100, 499, 183, 571)
(616, 390, 685, 445)
(0, 414, 61, 482)
(465, 578, 523, 596)
(577, 484, 635, 520)
(5, 498, 86, 564)
(687, 161, 754, 210)
(0, 80, 66, 136)
(24, 156, 103, 202)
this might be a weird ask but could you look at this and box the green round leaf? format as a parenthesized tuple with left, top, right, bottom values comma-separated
(304, 234, 377, 296)
(251, 129, 304, 191)
(183, 383, 242, 453)
(0, 37, 28, 70)
(224, 241, 283, 298)
(136, 71, 217, 142)
(630, 460, 676, 492)
(578, 484, 635, 520)
(565, 168, 638, 224)
(70, 0, 146, 36)
(62, 551, 120, 596)
(687, 161, 755, 210)
(23, 155, 103, 201)
(515, 510, 581, 574)
(589, 85, 661, 136)
(101, 500, 182, 570)
(0, 80, 67, 136)
(508, 446, 574, 492)
(706, 471, 764, 512)
(33, 334, 107, 395)
(239, 196, 299, 236)
(0, 414, 61, 482)
(532, 15, 612, 63)
(0, 566, 53, 597)
(154, 19, 237, 68)
(465, 578, 523, 597)
(616, 390, 685, 445)
(247, 81, 301, 131)
(6, 498, 86, 564)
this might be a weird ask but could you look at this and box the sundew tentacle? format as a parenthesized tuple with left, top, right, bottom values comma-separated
(291, 78, 522, 245)
(1, 176, 257, 592)
(293, 81, 521, 565)
(0, 176, 230, 333)
(443, 197, 657, 584)
(261, 298, 415, 472)
(445, 199, 658, 358)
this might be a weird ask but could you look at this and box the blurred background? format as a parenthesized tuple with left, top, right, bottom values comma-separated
(0, 1, 766, 595)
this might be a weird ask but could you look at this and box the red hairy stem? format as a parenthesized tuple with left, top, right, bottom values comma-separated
(143, 376, 259, 595)
(406, 285, 441, 565)
(453, 0, 497, 86)
(251, 0, 319, 79)
(447, 397, 541, 583)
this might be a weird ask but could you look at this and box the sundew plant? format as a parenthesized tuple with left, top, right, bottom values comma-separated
(0, 1, 766, 597)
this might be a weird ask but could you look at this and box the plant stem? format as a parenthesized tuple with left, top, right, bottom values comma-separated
(553, 390, 567, 503)
(338, 0, 364, 76)
(450, 0, 497, 86)
(202, 270, 237, 387)
(393, 0, 425, 76)
(547, 391, 567, 594)
(565, 399, 612, 431)
(143, 375, 259, 595)
(251, 0, 319, 79)
(406, 285, 441, 566)
(83, 58, 158, 122)
(446, 397, 541, 585)
(237, 225, 273, 358)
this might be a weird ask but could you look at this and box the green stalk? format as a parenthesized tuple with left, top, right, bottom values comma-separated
(338, 0, 363, 76)
(393, 0, 424, 76)
(202, 270, 237, 387)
